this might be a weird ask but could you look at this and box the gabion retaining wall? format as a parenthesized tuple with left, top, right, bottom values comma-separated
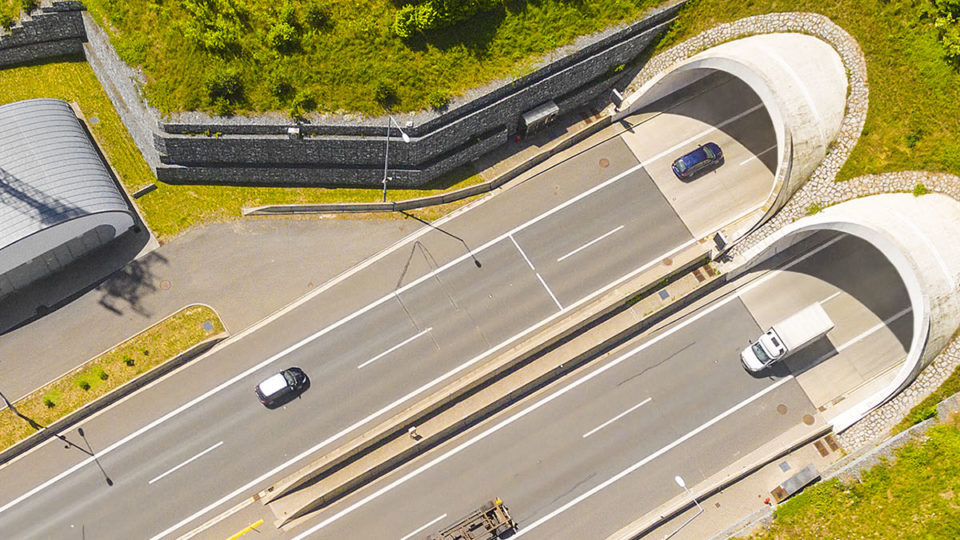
(0, 1, 85, 68)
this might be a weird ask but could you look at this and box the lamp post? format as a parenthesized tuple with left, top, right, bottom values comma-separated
(382, 114, 411, 202)
(663, 475, 703, 540)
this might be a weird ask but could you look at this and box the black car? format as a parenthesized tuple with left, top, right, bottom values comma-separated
(671, 142, 724, 180)
(255, 367, 310, 407)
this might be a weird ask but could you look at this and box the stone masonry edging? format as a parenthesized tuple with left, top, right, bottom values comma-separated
(624, 12, 960, 452)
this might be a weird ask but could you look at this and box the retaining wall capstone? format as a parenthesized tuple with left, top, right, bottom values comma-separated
(0, 2, 86, 68)
(77, 1, 689, 187)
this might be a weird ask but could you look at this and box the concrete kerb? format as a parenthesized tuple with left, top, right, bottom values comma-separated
(0, 330, 228, 467)
(241, 116, 615, 216)
(609, 422, 832, 540)
(259, 244, 712, 517)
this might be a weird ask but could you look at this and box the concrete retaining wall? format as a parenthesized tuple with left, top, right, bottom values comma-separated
(0, 2, 85, 68)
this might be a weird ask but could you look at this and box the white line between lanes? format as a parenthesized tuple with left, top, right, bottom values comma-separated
(557, 225, 625, 263)
(148, 442, 223, 485)
(537, 273, 564, 310)
(514, 378, 791, 537)
(582, 398, 652, 438)
(638, 104, 764, 166)
(358, 328, 433, 369)
(509, 235, 536, 271)
(290, 233, 843, 538)
(739, 144, 777, 166)
(399, 513, 448, 540)
(0, 103, 758, 529)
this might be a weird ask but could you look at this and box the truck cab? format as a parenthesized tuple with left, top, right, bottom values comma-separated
(741, 303, 834, 373)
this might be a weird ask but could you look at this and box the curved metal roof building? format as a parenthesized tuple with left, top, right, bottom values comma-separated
(0, 98, 135, 297)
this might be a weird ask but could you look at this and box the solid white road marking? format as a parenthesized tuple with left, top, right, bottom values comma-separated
(290, 234, 845, 537)
(582, 397, 652, 438)
(537, 273, 564, 310)
(147, 243, 697, 540)
(557, 225, 625, 263)
(509, 235, 536, 271)
(358, 328, 433, 369)
(513, 379, 792, 537)
(638, 104, 764, 166)
(399, 513, 448, 540)
(739, 144, 778, 166)
(833, 307, 912, 355)
(148, 442, 223, 485)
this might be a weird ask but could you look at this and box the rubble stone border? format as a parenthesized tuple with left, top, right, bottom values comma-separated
(626, 11, 960, 451)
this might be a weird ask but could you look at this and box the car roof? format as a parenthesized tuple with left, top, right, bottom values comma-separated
(258, 372, 288, 396)
(679, 147, 709, 167)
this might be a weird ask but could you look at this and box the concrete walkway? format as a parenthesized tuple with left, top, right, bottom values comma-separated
(0, 218, 421, 403)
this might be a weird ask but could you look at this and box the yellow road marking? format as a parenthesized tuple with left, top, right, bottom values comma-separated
(226, 519, 263, 540)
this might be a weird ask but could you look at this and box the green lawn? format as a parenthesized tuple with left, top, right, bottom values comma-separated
(750, 415, 960, 539)
(79, 0, 665, 116)
(0, 305, 223, 453)
(652, 0, 960, 181)
(0, 61, 487, 239)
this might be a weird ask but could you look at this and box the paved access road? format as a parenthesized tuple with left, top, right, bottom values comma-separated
(0, 75, 772, 539)
(293, 232, 911, 540)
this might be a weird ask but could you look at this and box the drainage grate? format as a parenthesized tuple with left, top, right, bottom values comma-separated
(599, 158, 610, 168)
(658, 290, 670, 300)
(825, 434, 840, 451)
(814, 440, 829, 457)
(692, 268, 706, 282)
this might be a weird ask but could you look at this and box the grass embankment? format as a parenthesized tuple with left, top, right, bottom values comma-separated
(80, 0, 664, 115)
(894, 363, 960, 434)
(750, 413, 960, 539)
(0, 61, 485, 239)
(655, 0, 960, 181)
(0, 1, 17, 28)
(0, 305, 223, 453)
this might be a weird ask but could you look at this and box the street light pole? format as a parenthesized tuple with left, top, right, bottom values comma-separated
(381, 114, 411, 203)
(663, 475, 703, 540)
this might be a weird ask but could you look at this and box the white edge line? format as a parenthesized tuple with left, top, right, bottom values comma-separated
(148, 441, 224, 485)
(557, 225, 625, 263)
(290, 232, 843, 537)
(358, 328, 433, 369)
(147, 238, 700, 540)
(639, 103, 764, 166)
(399, 513, 448, 540)
(834, 307, 912, 354)
(582, 397, 652, 438)
(536, 273, 564, 310)
(514, 378, 792, 536)
(739, 144, 777, 166)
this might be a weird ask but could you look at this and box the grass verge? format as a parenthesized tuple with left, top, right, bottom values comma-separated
(654, 0, 960, 182)
(750, 413, 960, 539)
(0, 60, 486, 240)
(893, 363, 960, 434)
(0, 305, 224, 454)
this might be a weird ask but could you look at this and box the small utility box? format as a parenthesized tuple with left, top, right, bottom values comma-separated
(770, 464, 820, 503)
(521, 100, 559, 135)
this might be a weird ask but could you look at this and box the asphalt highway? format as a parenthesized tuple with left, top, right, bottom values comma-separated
(0, 76, 773, 539)
(291, 233, 911, 540)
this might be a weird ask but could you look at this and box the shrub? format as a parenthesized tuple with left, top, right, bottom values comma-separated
(123, 356, 135, 367)
(95, 367, 109, 381)
(0, 12, 13, 29)
(289, 91, 317, 119)
(42, 394, 56, 408)
(428, 90, 450, 110)
(20, 0, 38, 14)
(805, 202, 823, 215)
(268, 71, 294, 100)
(913, 182, 930, 196)
(373, 80, 398, 108)
(930, 0, 960, 64)
(393, 5, 418, 38)
(268, 22, 299, 52)
(279, 2, 298, 26)
(205, 68, 243, 103)
(181, 0, 247, 54)
(77, 379, 91, 391)
(305, 3, 328, 28)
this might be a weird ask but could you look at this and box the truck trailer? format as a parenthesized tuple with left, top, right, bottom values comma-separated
(741, 303, 834, 372)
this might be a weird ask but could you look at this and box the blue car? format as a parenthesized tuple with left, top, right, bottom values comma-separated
(671, 142, 724, 180)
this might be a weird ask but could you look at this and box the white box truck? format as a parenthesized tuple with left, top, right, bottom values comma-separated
(741, 303, 834, 372)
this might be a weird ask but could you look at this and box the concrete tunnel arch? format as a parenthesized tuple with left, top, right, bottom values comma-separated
(615, 33, 849, 241)
(730, 193, 960, 432)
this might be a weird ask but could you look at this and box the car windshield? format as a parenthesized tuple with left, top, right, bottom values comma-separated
(751, 342, 771, 364)
(702, 145, 716, 159)
(283, 371, 296, 386)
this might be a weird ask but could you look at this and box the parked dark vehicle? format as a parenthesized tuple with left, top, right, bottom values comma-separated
(671, 142, 724, 180)
(255, 367, 310, 407)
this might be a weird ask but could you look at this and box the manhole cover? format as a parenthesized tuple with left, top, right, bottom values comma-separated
(803, 414, 815, 425)
(662, 257, 672, 266)
(599, 158, 610, 168)
(776, 404, 788, 415)
(160, 280, 171, 290)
